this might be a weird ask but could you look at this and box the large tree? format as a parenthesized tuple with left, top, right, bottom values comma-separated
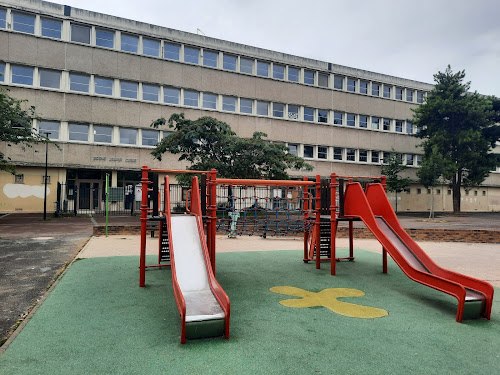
(412, 66, 500, 213)
(0, 87, 43, 173)
(381, 150, 411, 213)
(151, 113, 313, 180)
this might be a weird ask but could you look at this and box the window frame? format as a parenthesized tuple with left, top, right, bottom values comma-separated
(303, 145, 314, 159)
(304, 107, 314, 122)
(317, 109, 328, 123)
(12, 12, 35, 34)
(318, 146, 328, 160)
(94, 77, 114, 96)
(223, 54, 237, 71)
(39, 69, 61, 89)
(142, 129, 159, 147)
(257, 61, 269, 77)
(183, 90, 199, 107)
(142, 38, 160, 57)
(164, 42, 180, 60)
(41, 18, 62, 39)
(240, 57, 254, 74)
(273, 103, 285, 118)
(203, 50, 219, 68)
(142, 83, 159, 102)
(304, 70, 315, 85)
(71, 24, 91, 44)
(120, 80, 139, 99)
(256, 100, 269, 116)
(69, 73, 90, 93)
(119, 127, 138, 145)
(222, 96, 237, 112)
(93, 125, 113, 143)
(95, 28, 115, 48)
(38, 121, 60, 140)
(68, 123, 89, 142)
(240, 98, 253, 114)
(121, 33, 139, 53)
(288, 67, 299, 82)
(203, 92, 218, 110)
(164, 87, 180, 104)
(11, 65, 34, 86)
(273, 64, 285, 79)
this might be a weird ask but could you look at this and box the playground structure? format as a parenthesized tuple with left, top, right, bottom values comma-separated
(139, 166, 494, 343)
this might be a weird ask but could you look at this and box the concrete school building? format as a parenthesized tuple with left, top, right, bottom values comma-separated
(0, 0, 499, 214)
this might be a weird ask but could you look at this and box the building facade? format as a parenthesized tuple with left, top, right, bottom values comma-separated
(0, 0, 499, 214)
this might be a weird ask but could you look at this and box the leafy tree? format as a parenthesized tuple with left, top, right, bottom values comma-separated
(381, 150, 411, 213)
(0, 87, 43, 173)
(412, 66, 500, 213)
(151, 113, 313, 183)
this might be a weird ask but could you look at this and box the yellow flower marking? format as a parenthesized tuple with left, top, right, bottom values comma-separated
(270, 286, 388, 319)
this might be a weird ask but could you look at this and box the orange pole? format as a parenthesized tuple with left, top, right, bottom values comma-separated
(209, 169, 218, 273)
(315, 175, 321, 270)
(139, 165, 150, 287)
(330, 173, 338, 275)
(303, 177, 309, 263)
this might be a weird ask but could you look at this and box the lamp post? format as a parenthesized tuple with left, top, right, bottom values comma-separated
(43, 132, 51, 221)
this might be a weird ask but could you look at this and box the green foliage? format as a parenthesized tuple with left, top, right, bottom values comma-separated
(0, 87, 43, 173)
(380, 150, 411, 193)
(151, 113, 313, 180)
(412, 65, 500, 212)
(417, 145, 454, 189)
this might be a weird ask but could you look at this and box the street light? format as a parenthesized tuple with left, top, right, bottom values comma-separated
(43, 132, 51, 221)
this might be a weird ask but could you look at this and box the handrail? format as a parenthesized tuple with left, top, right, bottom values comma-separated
(216, 178, 316, 186)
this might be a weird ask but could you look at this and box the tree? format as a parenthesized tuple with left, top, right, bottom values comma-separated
(381, 150, 411, 213)
(0, 87, 43, 173)
(151, 113, 313, 182)
(412, 66, 500, 213)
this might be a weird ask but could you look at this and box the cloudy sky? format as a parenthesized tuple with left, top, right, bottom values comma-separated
(50, 0, 500, 97)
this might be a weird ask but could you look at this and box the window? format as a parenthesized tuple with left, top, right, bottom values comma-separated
(93, 125, 112, 143)
(354, 115, 366, 129)
(120, 81, 138, 99)
(143, 38, 160, 57)
(372, 83, 380, 96)
(203, 93, 217, 109)
(223, 54, 237, 71)
(333, 147, 343, 160)
(383, 118, 391, 131)
(41, 18, 62, 39)
(240, 98, 253, 114)
(273, 64, 285, 79)
(303, 145, 314, 159)
(333, 112, 343, 125)
(417, 188, 421, 194)
(346, 149, 356, 161)
(447, 189, 452, 195)
(288, 144, 298, 156)
(347, 78, 356, 92)
(382, 152, 390, 164)
(164, 43, 180, 60)
(395, 120, 403, 133)
(0, 9, 6, 29)
(417, 155, 422, 166)
(371, 117, 380, 130)
(273, 103, 284, 118)
(383, 85, 391, 98)
(94, 77, 113, 96)
(222, 96, 236, 112)
(396, 87, 403, 100)
(406, 89, 414, 102)
(437, 189, 441, 195)
(15, 174, 24, 184)
(482, 191, 486, 196)
(96, 29, 114, 48)
(318, 73, 329, 87)
(0, 62, 5, 82)
(240, 58, 253, 74)
(12, 12, 35, 34)
(142, 130, 159, 146)
(288, 105, 299, 120)
(417, 91, 424, 104)
(256, 101, 269, 116)
(121, 34, 139, 53)
(120, 128, 137, 145)
(318, 146, 328, 159)
(347, 113, 356, 127)
(70, 73, 90, 92)
(203, 50, 218, 68)
(69, 123, 89, 141)
(371, 151, 379, 163)
(71, 24, 90, 44)
(333, 76, 344, 90)
(304, 70, 314, 85)
(142, 84, 159, 101)
(39, 69, 61, 89)
(39, 121, 60, 140)
(164, 87, 180, 104)
(12, 65, 34, 85)
(42, 176, 51, 184)
(406, 154, 414, 166)
(184, 47, 199, 64)
(257, 61, 269, 77)
(406, 121, 413, 134)
(428, 189, 432, 195)
(359, 150, 368, 162)
(360, 81, 368, 94)
(318, 110, 328, 123)
(288, 67, 299, 82)
(304, 108, 314, 122)
(184, 90, 199, 106)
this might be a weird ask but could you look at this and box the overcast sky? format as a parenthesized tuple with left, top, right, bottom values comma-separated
(49, 0, 500, 97)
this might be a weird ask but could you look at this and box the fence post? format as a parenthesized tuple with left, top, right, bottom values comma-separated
(55, 182, 61, 217)
(73, 185, 77, 216)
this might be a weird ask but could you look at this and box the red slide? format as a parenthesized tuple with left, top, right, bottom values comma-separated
(343, 182, 494, 322)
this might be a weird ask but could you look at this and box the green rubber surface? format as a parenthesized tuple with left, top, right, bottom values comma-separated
(0, 249, 498, 374)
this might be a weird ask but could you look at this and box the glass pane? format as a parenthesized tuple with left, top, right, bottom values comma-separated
(203, 93, 217, 109)
(359, 115, 368, 128)
(256, 101, 268, 116)
(0, 9, 6, 29)
(334, 148, 343, 160)
(304, 108, 314, 121)
(406, 122, 413, 134)
(396, 88, 403, 100)
(71, 24, 91, 44)
(240, 58, 253, 74)
(41, 18, 62, 39)
(273, 103, 284, 117)
(288, 144, 298, 156)
(184, 90, 199, 106)
(0, 63, 5, 82)
(371, 151, 379, 163)
(13, 12, 35, 34)
(347, 113, 355, 126)
(257, 61, 269, 77)
(359, 150, 368, 162)
(360, 81, 368, 94)
(93, 125, 112, 143)
(318, 73, 328, 87)
(184, 47, 199, 64)
(39, 121, 59, 140)
(304, 146, 314, 158)
(96, 29, 114, 48)
(120, 128, 137, 145)
(334, 112, 343, 125)
(12, 66, 34, 85)
(372, 83, 380, 96)
(121, 34, 138, 53)
(203, 51, 218, 68)
(347, 79, 356, 92)
(223, 96, 236, 112)
(318, 110, 328, 123)
(142, 130, 159, 146)
(371, 117, 380, 130)
(288, 67, 299, 82)
(164, 87, 180, 104)
(120, 81, 138, 99)
(383, 86, 391, 98)
(143, 38, 160, 57)
(318, 147, 327, 159)
(396, 121, 403, 132)
(164, 43, 180, 60)
(142, 84, 159, 101)
(407, 90, 413, 102)
(273, 65, 284, 79)
(69, 124, 89, 141)
(304, 70, 314, 85)
(94, 77, 113, 95)
(39, 70, 61, 89)
(240, 98, 253, 114)
(383, 118, 391, 131)
(334, 76, 344, 90)
(347, 149, 355, 161)
(70, 74, 90, 92)
(288, 105, 299, 120)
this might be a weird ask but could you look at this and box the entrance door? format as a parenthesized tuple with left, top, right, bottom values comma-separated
(78, 181, 101, 211)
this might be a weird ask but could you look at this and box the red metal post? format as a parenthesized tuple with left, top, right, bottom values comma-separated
(349, 220, 354, 259)
(139, 165, 150, 287)
(208, 169, 218, 273)
(303, 177, 309, 263)
(381, 175, 387, 192)
(382, 247, 388, 273)
(315, 175, 321, 270)
(330, 173, 338, 275)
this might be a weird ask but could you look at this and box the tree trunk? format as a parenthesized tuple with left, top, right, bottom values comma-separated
(429, 187, 434, 219)
(452, 170, 461, 213)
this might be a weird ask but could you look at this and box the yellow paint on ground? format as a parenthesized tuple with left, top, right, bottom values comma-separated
(270, 286, 388, 319)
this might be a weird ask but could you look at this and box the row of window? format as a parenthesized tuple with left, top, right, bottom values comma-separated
(0, 7, 427, 103)
(0, 62, 418, 134)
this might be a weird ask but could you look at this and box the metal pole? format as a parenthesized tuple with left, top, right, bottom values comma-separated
(105, 173, 109, 237)
(43, 133, 51, 221)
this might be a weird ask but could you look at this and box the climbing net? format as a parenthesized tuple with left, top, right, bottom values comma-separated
(215, 183, 315, 237)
